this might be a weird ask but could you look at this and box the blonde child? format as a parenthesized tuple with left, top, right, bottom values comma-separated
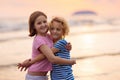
(18, 11, 76, 80)
(49, 17, 75, 80)
(18, 16, 75, 80)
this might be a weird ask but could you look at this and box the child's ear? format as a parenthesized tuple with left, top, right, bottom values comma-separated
(62, 35, 65, 39)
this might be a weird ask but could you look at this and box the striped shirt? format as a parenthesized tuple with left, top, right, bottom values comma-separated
(51, 39, 74, 80)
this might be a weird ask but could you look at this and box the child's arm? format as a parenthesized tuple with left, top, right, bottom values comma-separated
(29, 45, 66, 64)
(39, 44, 76, 65)
(30, 54, 45, 64)
(26, 42, 71, 64)
(28, 48, 57, 65)
(18, 42, 72, 70)
(17, 54, 45, 71)
(51, 47, 59, 53)
(18, 48, 58, 70)
(51, 42, 72, 53)
(17, 44, 74, 71)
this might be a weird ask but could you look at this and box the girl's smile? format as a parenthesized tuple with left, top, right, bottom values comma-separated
(34, 15, 48, 36)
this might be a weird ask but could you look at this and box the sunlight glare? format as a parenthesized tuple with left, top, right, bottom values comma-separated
(81, 34, 95, 49)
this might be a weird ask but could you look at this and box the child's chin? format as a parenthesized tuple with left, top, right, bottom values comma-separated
(52, 36, 58, 39)
(42, 28, 48, 32)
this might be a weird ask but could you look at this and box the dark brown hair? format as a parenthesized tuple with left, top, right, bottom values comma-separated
(28, 11, 47, 37)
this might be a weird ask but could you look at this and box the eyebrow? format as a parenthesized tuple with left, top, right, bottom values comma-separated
(53, 19, 63, 25)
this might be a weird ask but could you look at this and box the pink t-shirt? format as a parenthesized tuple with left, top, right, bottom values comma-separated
(28, 34, 53, 72)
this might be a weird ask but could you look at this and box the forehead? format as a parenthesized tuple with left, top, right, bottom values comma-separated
(51, 21, 62, 27)
(35, 15, 47, 22)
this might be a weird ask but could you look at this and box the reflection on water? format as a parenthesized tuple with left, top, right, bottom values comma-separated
(81, 34, 95, 49)
(80, 60, 99, 75)
(74, 55, 120, 80)
(69, 26, 120, 57)
(70, 26, 120, 80)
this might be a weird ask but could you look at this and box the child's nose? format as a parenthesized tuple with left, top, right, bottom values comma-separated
(53, 30, 56, 33)
(41, 23, 46, 26)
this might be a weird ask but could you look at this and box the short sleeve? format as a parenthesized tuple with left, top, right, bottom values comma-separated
(34, 37, 46, 50)
(54, 39, 67, 50)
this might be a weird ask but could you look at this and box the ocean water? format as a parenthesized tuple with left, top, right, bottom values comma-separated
(0, 18, 120, 80)
(69, 25, 120, 57)
(0, 17, 28, 32)
(0, 18, 120, 56)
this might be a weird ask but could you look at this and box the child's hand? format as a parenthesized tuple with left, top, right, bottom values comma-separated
(70, 59, 76, 65)
(65, 42, 72, 51)
(17, 63, 28, 71)
(21, 59, 31, 67)
(17, 59, 31, 71)
(72, 60, 76, 65)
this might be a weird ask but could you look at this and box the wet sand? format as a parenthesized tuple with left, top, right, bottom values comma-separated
(0, 56, 120, 80)
(0, 28, 120, 80)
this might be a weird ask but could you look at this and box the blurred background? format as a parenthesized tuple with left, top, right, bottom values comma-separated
(0, 0, 120, 80)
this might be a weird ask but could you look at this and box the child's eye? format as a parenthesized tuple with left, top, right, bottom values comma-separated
(43, 20, 47, 23)
(50, 27, 54, 30)
(37, 22, 41, 24)
(57, 28, 61, 31)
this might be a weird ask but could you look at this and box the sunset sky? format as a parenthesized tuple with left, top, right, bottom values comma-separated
(0, 0, 120, 18)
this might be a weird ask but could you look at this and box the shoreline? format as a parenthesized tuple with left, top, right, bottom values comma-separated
(0, 52, 120, 67)
(1, 55, 120, 80)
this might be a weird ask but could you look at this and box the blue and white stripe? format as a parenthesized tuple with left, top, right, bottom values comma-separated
(51, 39, 74, 80)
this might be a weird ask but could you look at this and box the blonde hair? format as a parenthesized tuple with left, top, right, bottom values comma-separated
(49, 17, 69, 38)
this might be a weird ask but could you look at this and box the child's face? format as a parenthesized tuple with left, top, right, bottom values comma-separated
(34, 15, 48, 35)
(50, 21, 63, 40)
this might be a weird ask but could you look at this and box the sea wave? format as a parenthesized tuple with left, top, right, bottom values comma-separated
(0, 17, 120, 33)
(0, 18, 28, 32)
(0, 52, 120, 69)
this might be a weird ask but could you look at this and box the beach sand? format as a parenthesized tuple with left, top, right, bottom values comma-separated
(0, 28, 120, 80)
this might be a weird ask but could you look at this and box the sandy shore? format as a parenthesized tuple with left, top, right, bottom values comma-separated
(1, 55, 120, 80)
(0, 29, 120, 80)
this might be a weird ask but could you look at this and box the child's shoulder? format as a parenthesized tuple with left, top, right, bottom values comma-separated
(57, 39, 67, 44)
(34, 35, 42, 39)
(34, 35, 45, 42)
